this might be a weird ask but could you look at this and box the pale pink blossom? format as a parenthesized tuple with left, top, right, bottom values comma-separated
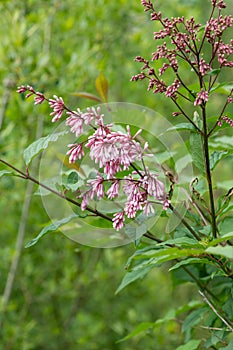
(80, 192, 89, 211)
(67, 144, 84, 163)
(144, 174, 166, 200)
(194, 90, 209, 106)
(86, 126, 144, 178)
(163, 199, 171, 210)
(124, 192, 143, 218)
(34, 92, 45, 105)
(143, 201, 155, 215)
(199, 58, 211, 76)
(66, 114, 84, 137)
(104, 160, 121, 179)
(165, 79, 181, 98)
(112, 211, 125, 231)
(49, 95, 65, 122)
(107, 180, 120, 199)
(87, 173, 105, 200)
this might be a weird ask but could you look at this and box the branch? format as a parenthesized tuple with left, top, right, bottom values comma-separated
(199, 290, 233, 332)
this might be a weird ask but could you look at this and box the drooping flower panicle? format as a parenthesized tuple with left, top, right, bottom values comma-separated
(17, 85, 168, 231)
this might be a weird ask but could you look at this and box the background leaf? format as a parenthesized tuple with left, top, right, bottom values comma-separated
(71, 91, 102, 102)
(117, 322, 154, 342)
(95, 72, 108, 102)
(190, 131, 205, 175)
(23, 131, 67, 166)
(205, 246, 233, 260)
(210, 150, 228, 170)
(25, 214, 78, 247)
(115, 265, 152, 294)
(176, 339, 201, 350)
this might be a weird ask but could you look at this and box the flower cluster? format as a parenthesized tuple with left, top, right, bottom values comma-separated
(133, 0, 233, 111)
(17, 85, 169, 231)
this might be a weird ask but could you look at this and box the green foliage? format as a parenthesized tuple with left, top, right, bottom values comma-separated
(23, 131, 68, 166)
(25, 214, 79, 248)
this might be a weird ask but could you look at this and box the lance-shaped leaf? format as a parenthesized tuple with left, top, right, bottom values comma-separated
(205, 245, 233, 260)
(25, 214, 78, 248)
(190, 131, 205, 175)
(24, 131, 67, 166)
(176, 339, 201, 350)
(126, 247, 205, 270)
(0, 170, 14, 177)
(210, 150, 228, 170)
(71, 92, 102, 102)
(115, 265, 152, 294)
(116, 322, 154, 343)
(169, 257, 215, 271)
(166, 123, 196, 132)
(95, 72, 108, 102)
(208, 232, 233, 246)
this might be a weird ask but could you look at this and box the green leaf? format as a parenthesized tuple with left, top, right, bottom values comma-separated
(190, 132, 205, 175)
(176, 339, 201, 350)
(23, 131, 67, 166)
(166, 123, 196, 132)
(65, 171, 80, 191)
(210, 151, 228, 170)
(0, 170, 14, 177)
(205, 246, 233, 260)
(124, 223, 148, 241)
(115, 265, 152, 294)
(127, 247, 205, 270)
(157, 237, 201, 248)
(169, 257, 214, 271)
(25, 214, 78, 248)
(95, 72, 108, 102)
(182, 308, 206, 334)
(206, 68, 221, 76)
(71, 91, 102, 102)
(209, 136, 233, 149)
(210, 82, 233, 94)
(208, 232, 233, 246)
(117, 322, 154, 343)
(219, 217, 233, 235)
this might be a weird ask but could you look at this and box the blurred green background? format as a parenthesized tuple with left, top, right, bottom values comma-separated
(0, 0, 232, 349)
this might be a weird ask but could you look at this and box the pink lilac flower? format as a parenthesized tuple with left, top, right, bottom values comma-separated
(66, 113, 84, 137)
(212, 0, 226, 9)
(124, 199, 142, 218)
(165, 79, 180, 98)
(49, 95, 65, 122)
(112, 211, 125, 231)
(17, 85, 30, 93)
(199, 58, 211, 76)
(80, 192, 90, 211)
(221, 116, 233, 127)
(143, 201, 155, 215)
(163, 199, 171, 210)
(34, 92, 45, 105)
(123, 178, 142, 201)
(104, 160, 121, 179)
(142, 173, 166, 200)
(159, 63, 170, 76)
(194, 90, 209, 106)
(131, 73, 146, 82)
(107, 180, 120, 199)
(87, 173, 105, 200)
(67, 143, 84, 163)
(86, 126, 144, 178)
